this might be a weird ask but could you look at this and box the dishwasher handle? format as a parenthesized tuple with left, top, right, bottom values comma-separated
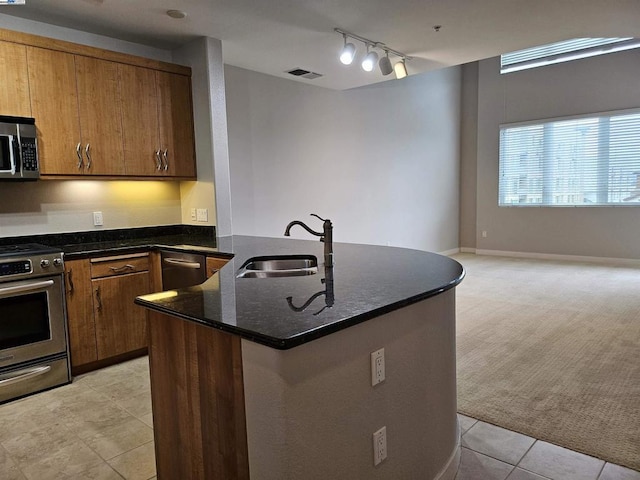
(163, 258, 202, 269)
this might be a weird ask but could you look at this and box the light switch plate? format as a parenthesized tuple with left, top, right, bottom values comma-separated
(196, 208, 208, 222)
(190, 208, 197, 221)
(93, 211, 104, 226)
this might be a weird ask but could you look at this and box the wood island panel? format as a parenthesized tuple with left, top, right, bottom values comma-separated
(148, 311, 249, 480)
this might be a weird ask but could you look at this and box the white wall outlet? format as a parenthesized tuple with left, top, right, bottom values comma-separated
(371, 348, 385, 386)
(190, 208, 197, 221)
(196, 208, 208, 222)
(93, 211, 104, 226)
(373, 426, 387, 466)
(482, 230, 487, 238)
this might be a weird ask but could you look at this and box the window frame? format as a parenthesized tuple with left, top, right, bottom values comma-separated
(498, 107, 640, 208)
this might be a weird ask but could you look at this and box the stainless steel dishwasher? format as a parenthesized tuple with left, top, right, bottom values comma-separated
(160, 250, 207, 290)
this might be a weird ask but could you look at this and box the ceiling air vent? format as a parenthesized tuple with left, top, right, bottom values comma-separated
(286, 68, 323, 80)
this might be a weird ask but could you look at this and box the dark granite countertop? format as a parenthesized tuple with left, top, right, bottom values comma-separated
(0, 225, 231, 260)
(135, 235, 465, 350)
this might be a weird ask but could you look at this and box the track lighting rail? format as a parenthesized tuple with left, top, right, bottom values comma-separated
(334, 28, 412, 60)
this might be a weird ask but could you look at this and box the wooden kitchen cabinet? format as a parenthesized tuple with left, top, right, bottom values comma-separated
(64, 258, 98, 367)
(27, 47, 83, 175)
(65, 252, 152, 374)
(14, 27, 196, 179)
(75, 56, 126, 176)
(206, 256, 229, 278)
(28, 48, 125, 176)
(119, 65, 196, 178)
(0, 41, 31, 117)
(157, 71, 196, 178)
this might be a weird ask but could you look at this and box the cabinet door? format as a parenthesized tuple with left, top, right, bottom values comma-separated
(75, 56, 125, 176)
(64, 259, 98, 368)
(0, 41, 31, 117)
(27, 47, 83, 175)
(157, 71, 196, 178)
(118, 64, 161, 176)
(93, 271, 150, 359)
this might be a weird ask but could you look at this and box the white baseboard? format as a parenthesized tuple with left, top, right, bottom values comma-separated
(473, 248, 640, 267)
(459, 247, 476, 254)
(439, 248, 461, 256)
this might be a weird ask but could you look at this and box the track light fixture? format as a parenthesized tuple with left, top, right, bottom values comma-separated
(334, 28, 411, 79)
(361, 45, 379, 72)
(339, 34, 356, 65)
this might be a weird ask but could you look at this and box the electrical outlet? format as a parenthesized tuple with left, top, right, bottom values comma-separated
(371, 348, 385, 386)
(196, 208, 208, 222)
(190, 208, 197, 221)
(482, 230, 487, 238)
(93, 211, 104, 226)
(373, 426, 387, 466)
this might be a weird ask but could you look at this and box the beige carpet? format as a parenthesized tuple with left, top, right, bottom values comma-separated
(454, 253, 640, 471)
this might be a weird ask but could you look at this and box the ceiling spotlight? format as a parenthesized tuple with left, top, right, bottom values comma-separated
(379, 50, 393, 75)
(339, 34, 356, 65)
(334, 28, 411, 80)
(394, 59, 408, 79)
(361, 46, 379, 72)
(166, 9, 187, 19)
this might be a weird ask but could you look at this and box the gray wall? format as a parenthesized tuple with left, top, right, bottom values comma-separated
(465, 49, 640, 259)
(225, 65, 461, 253)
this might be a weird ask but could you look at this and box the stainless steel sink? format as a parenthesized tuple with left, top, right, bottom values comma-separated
(236, 255, 318, 278)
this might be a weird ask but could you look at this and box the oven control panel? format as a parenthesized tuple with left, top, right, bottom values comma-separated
(0, 259, 32, 277)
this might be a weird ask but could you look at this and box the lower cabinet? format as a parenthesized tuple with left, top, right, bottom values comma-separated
(65, 252, 152, 373)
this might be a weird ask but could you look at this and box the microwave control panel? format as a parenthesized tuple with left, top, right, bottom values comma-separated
(20, 138, 38, 172)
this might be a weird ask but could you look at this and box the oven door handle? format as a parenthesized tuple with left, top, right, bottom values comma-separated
(0, 279, 54, 298)
(0, 365, 51, 388)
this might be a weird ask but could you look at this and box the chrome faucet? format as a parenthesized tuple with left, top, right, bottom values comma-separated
(284, 214, 333, 267)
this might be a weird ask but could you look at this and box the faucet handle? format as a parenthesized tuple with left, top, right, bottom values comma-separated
(310, 213, 327, 222)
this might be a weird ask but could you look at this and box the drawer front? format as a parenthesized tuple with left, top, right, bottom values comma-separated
(91, 253, 150, 279)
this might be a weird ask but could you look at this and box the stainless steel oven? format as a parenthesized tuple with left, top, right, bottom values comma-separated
(0, 244, 70, 403)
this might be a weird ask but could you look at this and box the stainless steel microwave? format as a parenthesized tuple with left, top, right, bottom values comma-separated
(0, 116, 39, 181)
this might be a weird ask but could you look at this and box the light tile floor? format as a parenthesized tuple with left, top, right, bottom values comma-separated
(0, 357, 638, 480)
(456, 414, 640, 480)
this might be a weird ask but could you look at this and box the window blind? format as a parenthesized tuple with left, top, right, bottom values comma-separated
(499, 109, 640, 206)
(500, 38, 639, 74)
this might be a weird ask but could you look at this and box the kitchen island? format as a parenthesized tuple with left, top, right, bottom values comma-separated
(135, 235, 464, 480)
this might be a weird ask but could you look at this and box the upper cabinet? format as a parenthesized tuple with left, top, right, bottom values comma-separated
(119, 65, 196, 177)
(75, 56, 126, 176)
(0, 29, 197, 180)
(27, 48, 81, 175)
(0, 41, 31, 117)
(157, 71, 196, 178)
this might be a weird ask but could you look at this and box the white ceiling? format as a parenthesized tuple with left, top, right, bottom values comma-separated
(3, 0, 640, 90)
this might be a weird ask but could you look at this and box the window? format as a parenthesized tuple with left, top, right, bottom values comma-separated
(499, 109, 640, 206)
(500, 38, 640, 74)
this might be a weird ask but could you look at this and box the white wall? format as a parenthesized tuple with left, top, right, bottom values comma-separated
(0, 15, 186, 237)
(466, 49, 640, 259)
(225, 66, 461, 253)
(173, 37, 231, 233)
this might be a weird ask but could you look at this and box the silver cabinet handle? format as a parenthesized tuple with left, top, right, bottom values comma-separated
(85, 143, 92, 170)
(109, 264, 135, 273)
(76, 143, 83, 169)
(155, 150, 162, 171)
(0, 280, 54, 298)
(95, 286, 102, 312)
(162, 149, 169, 171)
(163, 258, 201, 269)
(0, 366, 51, 388)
